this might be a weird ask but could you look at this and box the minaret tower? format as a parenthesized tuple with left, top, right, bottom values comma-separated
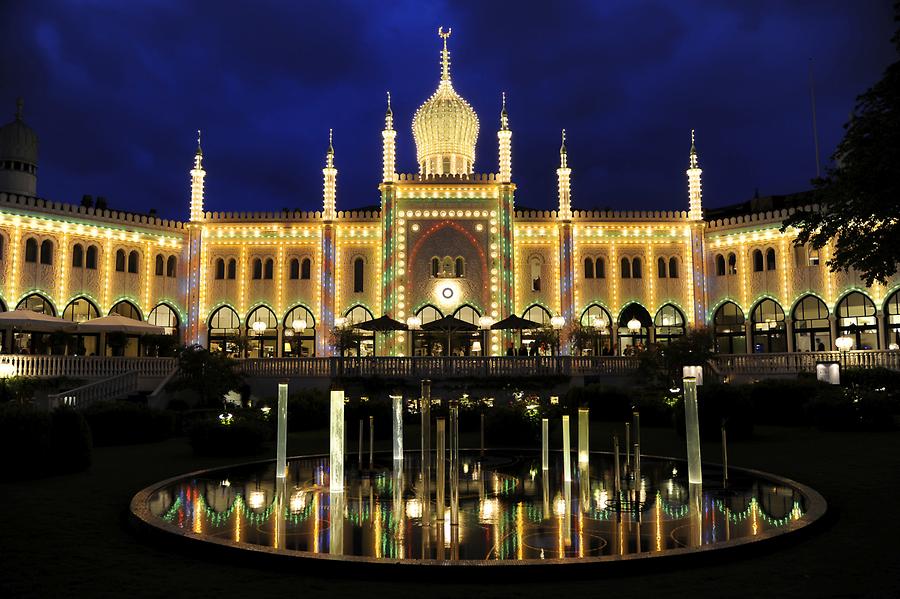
(687, 129, 703, 221)
(498, 92, 512, 182)
(557, 129, 572, 220)
(382, 92, 396, 183)
(323, 129, 337, 221)
(189, 130, 205, 222)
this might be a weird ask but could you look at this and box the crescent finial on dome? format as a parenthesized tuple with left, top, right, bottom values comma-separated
(438, 27, 452, 82)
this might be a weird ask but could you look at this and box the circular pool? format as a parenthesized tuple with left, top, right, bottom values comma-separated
(130, 450, 825, 571)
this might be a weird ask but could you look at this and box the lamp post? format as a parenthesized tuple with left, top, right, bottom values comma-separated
(291, 319, 307, 357)
(478, 315, 494, 357)
(836, 334, 853, 368)
(551, 314, 565, 356)
(406, 316, 421, 357)
(627, 316, 641, 355)
(251, 320, 266, 358)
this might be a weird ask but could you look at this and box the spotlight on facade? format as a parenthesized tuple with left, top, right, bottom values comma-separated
(627, 317, 642, 333)
(889, 343, 899, 351)
(334, 316, 347, 329)
(835, 335, 854, 352)
(551, 315, 566, 330)
(815, 360, 841, 385)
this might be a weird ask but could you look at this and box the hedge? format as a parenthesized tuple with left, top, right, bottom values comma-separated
(0, 404, 92, 479)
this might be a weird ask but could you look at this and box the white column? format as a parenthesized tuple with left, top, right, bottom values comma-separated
(391, 394, 403, 464)
(276, 381, 288, 478)
(683, 376, 702, 484)
(330, 388, 344, 492)
(562, 414, 571, 482)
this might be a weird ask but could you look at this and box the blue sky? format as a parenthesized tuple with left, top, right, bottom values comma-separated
(1, 0, 895, 218)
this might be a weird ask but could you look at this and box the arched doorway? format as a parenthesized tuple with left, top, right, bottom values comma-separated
(63, 297, 100, 355)
(108, 300, 143, 356)
(521, 304, 552, 354)
(246, 305, 278, 358)
(578, 304, 612, 355)
(714, 301, 746, 354)
(452, 304, 483, 356)
(791, 295, 830, 352)
(617, 303, 652, 355)
(344, 305, 375, 357)
(411, 304, 443, 356)
(836, 291, 879, 350)
(11, 293, 57, 354)
(208, 306, 241, 355)
(750, 298, 787, 353)
(654, 304, 686, 345)
(886, 289, 900, 350)
(283, 305, 316, 357)
(146, 303, 180, 356)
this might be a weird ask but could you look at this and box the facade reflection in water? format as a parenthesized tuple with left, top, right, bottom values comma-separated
(148, 451, 806, 561)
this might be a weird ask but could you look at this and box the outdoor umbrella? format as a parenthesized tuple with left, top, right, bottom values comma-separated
(421, 315, 478, 355)
(0, 309, 77, 333)
(354, 315, 408, 332)
(490, 314, 542, 353)
(76, 314, 165, 335)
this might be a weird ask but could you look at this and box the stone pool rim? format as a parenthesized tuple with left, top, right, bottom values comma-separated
(129, 449, 827, 572)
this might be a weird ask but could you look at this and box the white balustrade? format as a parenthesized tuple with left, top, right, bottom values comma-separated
(0, 355, 176, 379)
(711, 350, 900, 374)
(45, 370, 138, 410)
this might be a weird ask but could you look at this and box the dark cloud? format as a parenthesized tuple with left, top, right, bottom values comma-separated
(0, 0, 894, 218)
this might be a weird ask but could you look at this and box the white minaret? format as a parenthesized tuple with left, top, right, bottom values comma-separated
(498, 92, 512, 183)
(687, 129, 703, 221)
(557, 129, 572, 220)
(382, 92, 396, 183)
(323, 129, 337, 221)
(189, 130, 205, 222)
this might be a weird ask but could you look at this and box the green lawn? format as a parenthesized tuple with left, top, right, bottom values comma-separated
(1, 423, 898, 598)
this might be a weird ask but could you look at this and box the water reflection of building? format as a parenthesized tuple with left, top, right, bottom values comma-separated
(3, 30, 897, 357)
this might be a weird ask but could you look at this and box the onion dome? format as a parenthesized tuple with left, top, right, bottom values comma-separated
(412, 28, 479, 176)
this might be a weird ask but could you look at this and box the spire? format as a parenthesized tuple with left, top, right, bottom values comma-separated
(497, 92, 512, 182)
(438, 27, 452, 82)
(326, 128, 334, 167)
(385, 91, 393, 129)
(323, 129, 337, 220)
(686, 129, 703, 221)
(15, 97, 23, 121)
(189, 129, 206, 222)
(500, 91, 508, 130)
(559, 128, 568, 168)
(193, 129, 203, 169)
(557, 129, 572, 220)
(382, 93, 396, 183)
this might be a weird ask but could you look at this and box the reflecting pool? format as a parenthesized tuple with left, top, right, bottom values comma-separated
(133, 450, 823, 564)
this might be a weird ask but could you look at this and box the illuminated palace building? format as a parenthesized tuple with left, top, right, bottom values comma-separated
(1, 31, 899, 359)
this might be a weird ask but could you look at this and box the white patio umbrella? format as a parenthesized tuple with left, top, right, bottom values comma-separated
(76, 314, 165, 335)
(0, 309, 77, 333)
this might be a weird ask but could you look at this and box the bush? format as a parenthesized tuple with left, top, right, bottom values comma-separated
(631, 390, 674, 427)
(806, 387, 897, 431)
(188, 417, 271, 456)
(82, 401, 174, 446)
(484, 405, 540, 447)
(842, 367, 900, 396)
(567, 385, 632, 421)
(745, 379, 827, 426)
(0, 403, 92, 479)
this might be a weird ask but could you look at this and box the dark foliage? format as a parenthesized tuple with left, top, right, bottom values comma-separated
(188, 417, 271, 456)
(166, 345, 243, 407)
(0, 403, 92, 479)
(82, 401, 174, 446)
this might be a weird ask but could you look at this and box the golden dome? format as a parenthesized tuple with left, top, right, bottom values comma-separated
(412, 28, 479, 176)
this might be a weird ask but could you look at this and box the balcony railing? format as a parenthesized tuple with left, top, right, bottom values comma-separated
(45, 370, 138, 410)
(0, 355, 176, 379)
(710, 350, 900, 374)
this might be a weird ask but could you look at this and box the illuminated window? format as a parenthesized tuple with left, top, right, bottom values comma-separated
(530, 256, 542, 291)
(127, 250, 139, 274)
(148, 303, 179, 336)
(40, 239, 53, 265)
(714, 301, 746, 354)
(263, 258, 274, 280)
(807, 247, 820, 266)
(301, 257, 311, 279)
(765, 248, 776, 271)
(431, 257, 440, 277)
(155, 254, 164, 276)
(166, 256, 176, 277)
(727, 253, 737, 275)
(21, 237, 35, 263)
(289, 258, 300, 280)
(715, 254, 726, 276)
(631, 257, 642, 279)
(657, 257, 666, 278)
(584, 257, 594, 279)
(85, 245, 98, 270)
(227, 258, 236, 280)
(595, 257, 605, 278)
(110, 300, 141, 320)
(752, 249, 764, 272)
(353, 257, 364, 292)
(669, 256, 679, 278)
(455, 256, 465, 277)
(115, 249, 126, 272)
(215, 258, 225, 280)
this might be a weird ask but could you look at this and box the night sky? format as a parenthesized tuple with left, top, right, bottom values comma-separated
(1, 1, 895, 220)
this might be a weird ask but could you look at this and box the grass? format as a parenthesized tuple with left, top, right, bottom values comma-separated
(1, 422, 899, 598)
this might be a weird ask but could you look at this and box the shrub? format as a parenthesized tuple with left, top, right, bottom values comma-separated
(631, 390, 674, 427)
(51, 407, 92, 473)
(82, 401, 174, 446)
(842, 367, 900, 396)
(567, 384, 632, 421)
(745, 379, 826, 426)
(483, 405, 540, 447)
(188, 417, 271, 456)
(806, 387, 897, 431)
(0, 403, 92, 479)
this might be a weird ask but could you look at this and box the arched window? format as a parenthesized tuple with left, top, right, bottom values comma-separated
(792, 295, 830, 352)
(283, 305, 316, 357)
(215, 258, 225, 280)
(115, 249, 126, 272)
(631, 257, 642, 279)
(24, 237, 37, 263)
(453, 304, 481, 325)
(263, 259, 274, 280)
(289, 258, 300, 280)
(208, 306, 241, 354)
(885, 289, 900, 350)
(714, 301, 746, 354)
(416, 304, 443, 325)
(669, 256, 679, 278)
(836, 291, 879, 350)
(155, 254, 164, 276)
(455, 257, 465, 277)
(584, 257, 594, 279)
(727, 253, 737, 275)
(63, 297, 99, 322)
(85, 245, 98, 270)
(578, 304, 612, 355)
(72, 244, 84, 268)
(751, 298, 787, 353)
(301, 257, 311, 279)
(654, 304, 686, 344)
(752, 249, 764, 272)
(595, 257, 605, 279)
(715, 254, 726, 276)
(530, 256, 542, 291)
(617, 303, 652, 354)
(353, 257, 364, 292)
(16, 293, 56, 315)
(127, 250, 139, 274)
(522, 304, 552, 326)
(441, 256, 454, 277)
(166, 256, 176, 277)
(227, 258, 237, 280)
(147, 303, 179, 337)
(431, 257, 440, 277)
(620, 257, 631, 279)
(110, 300, 142, 320)
(40, 239, 53, 265)
(657, 257, 667, 278)
(765, 248, 776, 271)
(246, 305, 278, 358)
(252, 258, 262, 280)
(344, 305, 375, 357)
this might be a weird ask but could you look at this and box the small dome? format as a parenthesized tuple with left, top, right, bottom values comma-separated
(412, 29, 479, 176)
(0, 99, 38, 165)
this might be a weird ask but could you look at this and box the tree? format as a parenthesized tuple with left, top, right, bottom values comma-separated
(782, 5, 900, 286)
(637, 327, 715, 388)
(166, 345, 243, 407)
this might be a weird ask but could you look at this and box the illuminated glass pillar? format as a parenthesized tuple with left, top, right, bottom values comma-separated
(391, 394, 403, 464)
(541, 417, 549, 472)
(562, 414, 571, 483)
(683, 376, 702, 484)
(276, 381, 288, 478)
(449, 399, 459, 526)
(436, 417, 445, 524)
(577, 407, 589, 464)
(330, 389, 344, 492)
